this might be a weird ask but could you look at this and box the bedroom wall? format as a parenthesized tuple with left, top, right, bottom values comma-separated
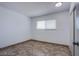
(0, 7, 31, 48)
(31, 11, 71, 45)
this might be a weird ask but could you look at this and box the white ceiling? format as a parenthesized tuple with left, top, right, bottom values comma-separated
(0, 2, 71, 18)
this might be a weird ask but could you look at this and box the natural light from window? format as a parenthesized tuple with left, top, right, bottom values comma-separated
(36, 20, 56, 30)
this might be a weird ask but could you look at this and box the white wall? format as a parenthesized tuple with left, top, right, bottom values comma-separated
(0, 6, 73, 49)
(0, 7, 31, 48)
(31, 11, 71, 45)
(68, 12, 74, 55)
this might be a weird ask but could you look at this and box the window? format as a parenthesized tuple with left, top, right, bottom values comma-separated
(36, 21, 45, 29)
(36, 20, 56, 30)
(46, 20, 56, 29)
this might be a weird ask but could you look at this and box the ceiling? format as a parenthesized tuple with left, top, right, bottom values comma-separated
(0, 2, 71, 18)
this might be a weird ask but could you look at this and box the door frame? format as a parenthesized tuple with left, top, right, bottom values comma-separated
(73, 7, 76, 56)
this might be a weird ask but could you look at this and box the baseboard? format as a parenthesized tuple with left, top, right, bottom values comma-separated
(0, 38, 30, 49)
(0, 38, 70, 51)
(29, 39, 69, 47)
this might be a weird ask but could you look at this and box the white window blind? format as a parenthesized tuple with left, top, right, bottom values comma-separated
(36, 20, 56, 30)
(36, 21, 45, 29)
(46, 20, 56, 29)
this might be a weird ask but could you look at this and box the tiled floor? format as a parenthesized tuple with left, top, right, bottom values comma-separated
(0, 40, 71, 56)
